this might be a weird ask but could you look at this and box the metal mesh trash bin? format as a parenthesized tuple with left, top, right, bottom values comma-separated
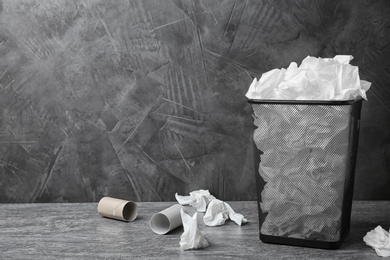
(249, 98, 363, 249)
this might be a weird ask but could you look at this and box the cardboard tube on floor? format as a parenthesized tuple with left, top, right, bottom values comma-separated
(97, 197, 138, 222)
(149, 204, 183, 235)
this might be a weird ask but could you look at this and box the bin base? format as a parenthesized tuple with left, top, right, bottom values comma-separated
(259, 227, 350, 250)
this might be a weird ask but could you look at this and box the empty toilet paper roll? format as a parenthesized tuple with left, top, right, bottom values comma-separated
(149, 204, 183, 235)
(97, 197, 138, 222)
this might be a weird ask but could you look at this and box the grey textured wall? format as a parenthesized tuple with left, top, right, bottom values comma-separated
(0, 0, 389, 203)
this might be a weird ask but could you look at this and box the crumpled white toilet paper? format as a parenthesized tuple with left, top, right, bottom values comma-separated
(175, 190, 216, 212)
(203, 199, 248, 227)
(179, 208, 209, 250)
(363, 225, 390, 257)
(176, 189, 247, 227)
(245, 55, 371, 101)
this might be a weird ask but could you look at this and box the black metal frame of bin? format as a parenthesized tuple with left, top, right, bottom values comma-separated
(248, 98, 363, 249)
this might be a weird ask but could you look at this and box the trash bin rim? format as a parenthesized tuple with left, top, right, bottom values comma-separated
(247, 97, 363, 105)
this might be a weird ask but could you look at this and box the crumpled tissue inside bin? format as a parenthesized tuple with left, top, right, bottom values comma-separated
(253, 104, 350, 240)
(248, 55, 370, 242)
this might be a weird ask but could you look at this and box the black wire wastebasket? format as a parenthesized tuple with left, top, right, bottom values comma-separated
(249, 98, 363, 249)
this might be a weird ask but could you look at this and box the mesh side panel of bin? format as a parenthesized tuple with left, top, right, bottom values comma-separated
(250, 100, 362, 249)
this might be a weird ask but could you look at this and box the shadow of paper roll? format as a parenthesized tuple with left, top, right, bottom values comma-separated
(149, 204, 183, 234)
(97, 197, 138, 222)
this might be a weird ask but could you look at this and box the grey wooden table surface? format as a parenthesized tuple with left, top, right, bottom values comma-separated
(0, 201, 389, 259)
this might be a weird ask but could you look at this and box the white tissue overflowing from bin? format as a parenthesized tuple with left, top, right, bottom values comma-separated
(248, 55, 371, 242)
(245, 55, 371, 100)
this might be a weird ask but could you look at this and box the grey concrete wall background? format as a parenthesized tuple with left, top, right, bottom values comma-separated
(0, 0, 389, 203)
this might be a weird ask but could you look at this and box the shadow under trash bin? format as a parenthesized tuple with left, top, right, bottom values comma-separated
(249, 98, 363, 249)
